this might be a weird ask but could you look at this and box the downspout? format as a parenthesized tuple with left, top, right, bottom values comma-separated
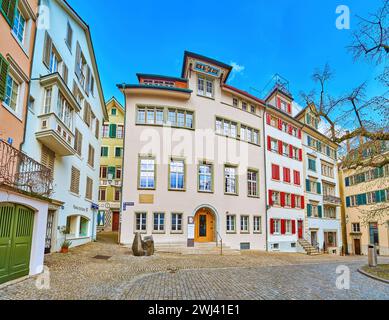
(21, 0, 41, 149)
(263, 106, 269, 252)
(338, 166, 348, 255)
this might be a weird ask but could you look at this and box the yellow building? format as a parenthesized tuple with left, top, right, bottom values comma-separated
(98, 98, 125, 232)
(339, 142, 389, 256)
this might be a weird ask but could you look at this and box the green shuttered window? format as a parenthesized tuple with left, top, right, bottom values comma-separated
(0, 54, 9, 101)
(1, 0, 18, 27)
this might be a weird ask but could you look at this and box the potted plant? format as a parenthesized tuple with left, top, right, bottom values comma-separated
(60, 240, 72, 254)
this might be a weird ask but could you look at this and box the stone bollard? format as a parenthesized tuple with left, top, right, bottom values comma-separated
(132, 232, 145, 256)
(143, 236, 155, 256)
(368, 245, 378, 267)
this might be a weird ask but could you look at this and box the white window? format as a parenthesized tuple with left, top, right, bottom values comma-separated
(137, 108, 146, 123)
(49, 49, 60, 73)
(197, 76, 205, 96)
(56, 92, 73, 129)
(199, 164, 213, 192)
(270, 138, 278, 152)
(273, 219, 281, 234)
(272, 191, 281, 206)
(153, 213, 165, 232)
(324, 206, 336, 219)
(4, 74, 20, 112)
(167, 109, 194, 129)
(171, 213, 183, 232)
(285, 193, 291, 207)
(248, 170, 258, 197)
(206, 79, 214, 98)
(43, 87, 52, 114)
(254, 216, 262, 233)
(240, 216, 249, 233)
(225, 166, 237, 194)
(13, 9, 26, 43)
(136, 213, 147, 231)
(139, 158, 155, 189)
(170, 159, 185, 190)
(285, 220, 292, 234)
(226, 215, 236, 232)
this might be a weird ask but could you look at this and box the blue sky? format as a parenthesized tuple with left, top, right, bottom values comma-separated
(69, 0, 384, 108)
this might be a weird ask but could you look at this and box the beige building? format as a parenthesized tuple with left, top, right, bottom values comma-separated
(118, 52, 267, 251)
(339, 142, 389, 256)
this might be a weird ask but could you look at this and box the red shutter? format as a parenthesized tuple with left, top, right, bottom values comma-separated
(301, 196, 305, 209)
(291, 194, 296, 208)
(289, 145, 293, 158)
(292, 221, 296, 234)
(281, 220, 286, 235)
(280, 192, 286, 207)
(278, 141, 283, 155)
(294, 171, 300, 185)
(272, 165, 280, 180)
(267, 136, 272, 151)
(269, 190, 274, 206)
(266, 114, 271, 125)
(270, 219, 275, 234)
(299, 149, 303, 161)
(287, 103, 292, 114)
(298, 129, 302, 139)
(288, 125, 293, 135)
(278, 119, 283, 130)
(277, 97, 281, 109)
(286, 168, 291, 183)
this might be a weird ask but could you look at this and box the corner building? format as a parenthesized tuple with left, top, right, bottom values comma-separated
(119, 52, 267, 251)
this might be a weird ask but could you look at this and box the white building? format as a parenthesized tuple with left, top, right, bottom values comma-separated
(22, 0, 107, 252)
(118, 51, 267, 251)
(264, 86, 306, 252)
(295, 104, 342, 254)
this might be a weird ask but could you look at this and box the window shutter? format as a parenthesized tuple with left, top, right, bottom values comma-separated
(318, 206, 323, 218)
(109, 124, 117, 138)
(288, 125, 293, 135)
(301, 196, 305, 209)
(278, 119, 283, 130)
(307, 204, 312, 217)
(66, 22, 73, 48)
(280, 192, 286, 207)
(317, 182, 322, 195)
(291, 195, 296, 208)
(266, 114, 271, 125)
(108, 166, 116, 179)
(278, 141, 283, 155)
(267, 136, 271, 151)
(345, 177, 350, 187)
(306, 179, 311, 192)
(74, 129, 82, 156)
(281, 220, 286, 235)
(41, 146, 55, 177)
(287, 103, 292, 114)
(277, 97, 281, 109)
(75, 41, 81, 78)
(95, 119, 100, 139)
(70, 167, 80, 194)
(85, 66, 90, 95)
(269, 190, 273, 206)
(43, 31, 52, 68)
(62, 63, 68, 85)
(298, 129, 302, 139)
(0, 54, 9, 101)
(292, 221, 296, 234)
(84, 102, 91, 126)
(299, 149, 303, 161)
(270, 219, 274, 235)
(289, 145, 293, 158)
(2, 0, 17, 27)
(346, 197, 351, 208)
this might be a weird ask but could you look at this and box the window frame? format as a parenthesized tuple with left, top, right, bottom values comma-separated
(247, 169, 259, 198)
(198, 161, 214, 193)
(153, 212, 165, 233)
(224, 165, 238, 196)
(169, 158, 186, 191)
(171, 212, 183, 233)
(135, 212, 147, 233)
(138, 156, 156, 190)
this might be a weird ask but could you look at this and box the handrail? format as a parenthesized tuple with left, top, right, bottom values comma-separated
(216, 231, 223, 256)
(304, 231, 320, 253)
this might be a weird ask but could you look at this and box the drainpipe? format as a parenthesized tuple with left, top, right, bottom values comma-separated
(263, 107, 269, 252)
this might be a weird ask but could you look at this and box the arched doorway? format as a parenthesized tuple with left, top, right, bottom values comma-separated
(194, 208, 216, 243)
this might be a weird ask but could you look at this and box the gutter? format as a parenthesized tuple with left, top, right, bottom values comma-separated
(263, 109, 269, 252)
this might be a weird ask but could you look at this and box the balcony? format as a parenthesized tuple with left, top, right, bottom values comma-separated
(36, 113, 75, 156)
(323, 195, 342, 206)
(0, 140, 53, 198)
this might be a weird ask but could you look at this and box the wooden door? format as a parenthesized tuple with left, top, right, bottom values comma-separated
(194, 210, 214, 243)
(354, 239, 361, 255)
(112, 212, 120, 232)
(0, 204, 34, 285)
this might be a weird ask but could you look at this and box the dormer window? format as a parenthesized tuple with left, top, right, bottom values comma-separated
(198, 75, 214, 98)
(306, 112, 319, 129)
(280, 100, 288, 113)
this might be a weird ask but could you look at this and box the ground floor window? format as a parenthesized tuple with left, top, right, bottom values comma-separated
(153, 213, 165, 232)
(253, 216, 261, 233)
(65, 215, 90, 238)
(272, 219, 281, 235)
(97, 211, 105, 227)
(324, 232, 337, 247)
(79, 217, 89, 237)
(136, 212, 147, 232)
(171, 213, 182, 232)
(226, 215, 236, 232)
(285, 220, 292, 234)
(369, 222, 379, 246)
(240, 216, 249, 233)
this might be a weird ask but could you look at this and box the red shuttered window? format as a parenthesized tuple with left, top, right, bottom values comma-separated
(298, 129, 302, 139)
(291, 194, 296, 208)
(292, 221, 296, 234)
(287, 103, 292, 114)
(283, 168, 291, 183)
(266, 114, 271, 125)
(281, 219, 286, 235)
(301, 196, 305, 209)
(294, 170, 301, 185)
(280, 192, 286, 207)
(278, 119, 283, 130)
(272, 164, 280, 181)
(270, 219, 275, 234)
(299, 149, 303, 161)
(269, 190, 274, 206)
(267, 136, 272, 151)
(278, 141, 283, 155)
(277, 97, 281, 109)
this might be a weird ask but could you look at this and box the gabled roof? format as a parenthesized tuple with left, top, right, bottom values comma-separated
(105, 96, 124, 110)
(222, 84, 266, 106)
(181, 51, 232, 81)
(295, 103, 319, 120)
(265, 85, 294, 102)
(61, 0, 108, 121)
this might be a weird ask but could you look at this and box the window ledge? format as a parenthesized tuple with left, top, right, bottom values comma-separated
(11, 31, 29, 58)
(198, 190, 214, 194)
(134, 231, 147, 235)
(2, 102, 23, 122)
(225, 193, 239, 197)
(152, 231, 166, 235)
(168, 188, 186, 192)
(170, 231, 183, 235)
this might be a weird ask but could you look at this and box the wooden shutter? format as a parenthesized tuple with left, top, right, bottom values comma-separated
(41, 146, 55, 177)
(346, 197, 351, 208)
(292, 221, 296, 235)
(287, 103, 292, 114)
(266, 114, 271, 125)
(74, 129, 82, 156)
(291, 195, 296, 208)
(270, 219, 274, 234)
(0, 54, 9, 101)
(95, 119, 100, 139)
(84, 102, 91, 126)
(301, 196, 305, 209)
(269, 190, 273, 206)
(86, 177, 93, 200)
(62, 63, 68, 85)
(281, 220, 286, 235)
(289, 145, 293, 159)
(277, 97, 281, 109)
(317, 182, 322, 195)
(298, 129, 302, 139)
(109, 124, 117, 138)
(280, 192, 286, 207)
(85, 66, 90, 95)
(278, 141, 283, 155)
(278, 119, 282, 130)
(318, 206, 323, 218)
(299, 149, 303, 161)
(2, 0, 17, 27)
(66, 22, 73, 48)
(75, 42, 81, 79)
(267, 136, 271, 151)
(306, 179, 311, 192)
(307, 204, 312, 217)
(70, 167, 80, 194)
(88, 145, 95, 168)
(43, 31, 52, 68)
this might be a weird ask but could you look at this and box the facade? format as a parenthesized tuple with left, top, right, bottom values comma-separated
(118, 51, 267, 251)
(296, 104, 342, 254)
(340, 142, 389, 256)
(264, 87, 306, 252)
(0, 0, 38, 148)
(21, 0, 107, 252)
(98, 97, 124, 232)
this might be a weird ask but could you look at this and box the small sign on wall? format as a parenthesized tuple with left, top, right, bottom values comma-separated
(194, 61, 220, 77)
(123, 202, 135, 211)
(187, 216, 195, 247)
(139, 194, 154, 204)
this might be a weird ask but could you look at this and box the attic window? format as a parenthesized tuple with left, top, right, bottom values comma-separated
(143, 79, 175, 87)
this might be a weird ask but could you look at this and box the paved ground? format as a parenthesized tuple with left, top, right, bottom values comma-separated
(0, 232, 388, 300)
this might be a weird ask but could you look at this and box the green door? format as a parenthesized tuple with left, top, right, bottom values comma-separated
(0, 204, 34, 284)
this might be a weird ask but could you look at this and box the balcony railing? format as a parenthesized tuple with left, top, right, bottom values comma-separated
(0, 140, 53, 198)
(323, 195, 342, 206)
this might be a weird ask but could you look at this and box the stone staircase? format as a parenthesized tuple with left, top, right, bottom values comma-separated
(298, 239, 322, 256)
(154, 242, 241, 256)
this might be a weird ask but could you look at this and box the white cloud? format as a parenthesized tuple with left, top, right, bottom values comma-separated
(229, 62, 245, 81)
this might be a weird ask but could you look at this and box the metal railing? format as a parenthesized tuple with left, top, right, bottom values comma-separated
(0, 140, 53, 198)
(216, 231, 223, 256)
(302, 231, 320, 253)
(323, 195, 342, 206)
